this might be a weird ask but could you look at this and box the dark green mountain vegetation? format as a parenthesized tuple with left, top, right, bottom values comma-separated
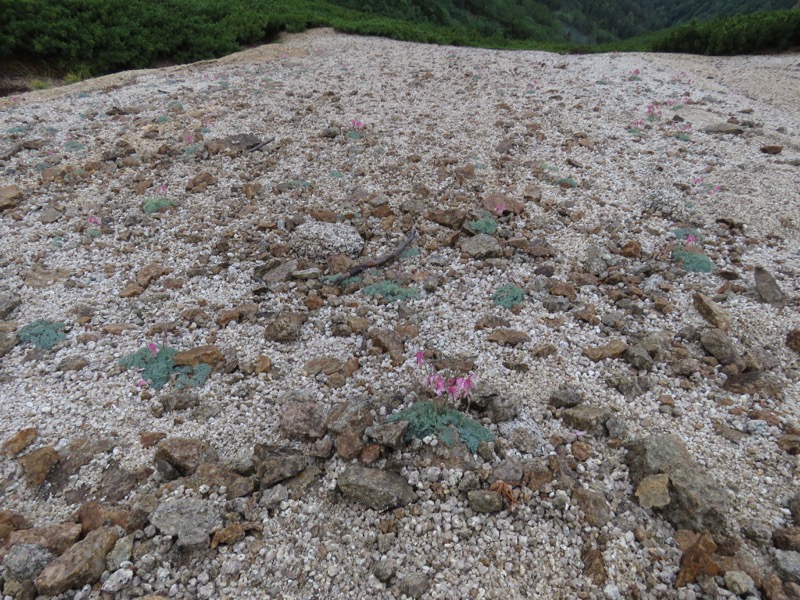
(0, 0, 797, 84)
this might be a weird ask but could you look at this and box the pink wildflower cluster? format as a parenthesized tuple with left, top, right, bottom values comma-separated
(691, 178, 722, 196)
(646, 103, 662, 120)
(350, 119, 365, 130)
(415, 351, 476, 405)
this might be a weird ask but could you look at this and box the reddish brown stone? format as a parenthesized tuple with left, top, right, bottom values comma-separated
(571, 440, 592, 462)
(763, 573, 790, 600)
(369, 329, 405, 365)
(139, 432, 167, 448)
(620, 240, 642, 258)
(211, 523, 245, 549)
(186, 172, 216, 192)
(582, 544, 607, 585)
(172, 345, 225, 369)
(35, 526, 120, 596)
(788, 329, 800, 353)
(136, 262, 168, 288)
(7, 523, 82, 556)
(487, 329, 531, 346)
(583, 340, 629, 362)
(0, 185, 22, 210)
(118, 282, 144, 298)
(154, 437, 219, 478)
(0, 510, 31, 547)
(359, 444, 382, 465)
(675, 532, 720, 587)
(2, 427, 38, 456)
(253, 355, 272, 374)
(427, 208, 466, 229)
(550, 282, 577, 301)
(18, 446, 60, 487)
(76, 501, 131, 534)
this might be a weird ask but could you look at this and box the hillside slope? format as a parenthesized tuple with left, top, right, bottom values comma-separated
(1, 29, 799, 599)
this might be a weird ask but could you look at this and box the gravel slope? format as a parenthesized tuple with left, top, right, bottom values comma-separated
(0, 29, 799, 600)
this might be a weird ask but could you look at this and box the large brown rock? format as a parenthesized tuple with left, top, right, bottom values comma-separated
(723, 371, 783, 399)
(0, 185, 22, 210)
(34, 526, 120, 596)
(279, 397, 326, 441)
(675, 532, 720, 587)
(2, 427, 38, 456)
(625, 435, 735, 551)
(5, 523, 81, 557)
(573, 487, 611, 528)
(172, 345, 225, 369)
(338, 466, 416, 510)
(253, 445, 308, 488)
(754, 266, 786, 307)
(18, 446, 60, 487)
(693, 293, 731, 329)
(184, 463, 255, 499)
(0, 510, 31, 547)
(369, 329, 405, 365)
(153, 438, 219, 479)
(487, 329, 531, 346)
(700, 329, 741, 365)
(583, 340, 628, 362)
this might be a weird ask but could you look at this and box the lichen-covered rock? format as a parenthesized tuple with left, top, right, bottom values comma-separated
(149, 498, 222, 548)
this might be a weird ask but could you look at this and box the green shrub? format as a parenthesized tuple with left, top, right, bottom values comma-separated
(17, 319, 66, 350)
(672, 246, 714, 273)
(118, 345, 211, 390)
(142, 197, 174, 214)
(388, 401, 494, 453)
(493, 284, 525, 309)
(363, 280, 420, 302)
(469, 214, 498, 235)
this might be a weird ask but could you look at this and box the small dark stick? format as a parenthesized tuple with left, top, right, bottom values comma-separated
(329, 227, 418, 285)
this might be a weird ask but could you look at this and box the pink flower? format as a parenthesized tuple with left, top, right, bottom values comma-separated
(686, 235, 697, 246)
(87, 216, 100, 225)
(136, 378, 148, 388)
(147, 343, 159, 356)
(692, 177, 703, 186)
(157, 184, 167, 195)
(416, 351, 425, 366)
(463, 373, 475, 396)
(350, 120, 365, 130)
(184, 134, 193, 144)
(434, 375, 446, 397)
(494, 202, 506, 215)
